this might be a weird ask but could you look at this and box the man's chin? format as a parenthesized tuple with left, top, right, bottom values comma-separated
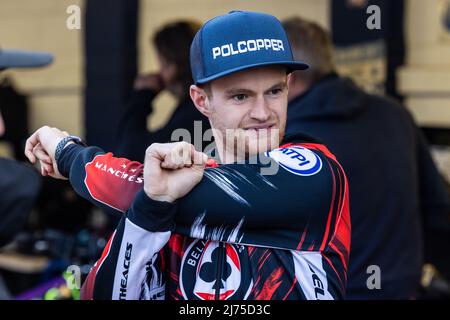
(243, 133, 281, 156)
(222, 126, 283, 160)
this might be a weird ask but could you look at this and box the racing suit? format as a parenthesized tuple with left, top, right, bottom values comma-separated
(57, 132, 350, 300)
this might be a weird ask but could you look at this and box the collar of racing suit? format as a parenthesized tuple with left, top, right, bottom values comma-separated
(205, 130, 325, 168)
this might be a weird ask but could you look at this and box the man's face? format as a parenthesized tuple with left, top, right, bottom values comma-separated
(204, 66, 288, 159)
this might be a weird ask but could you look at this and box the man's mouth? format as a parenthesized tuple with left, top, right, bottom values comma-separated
(243, 124, 278, 139)
(244, 123, 276, 131)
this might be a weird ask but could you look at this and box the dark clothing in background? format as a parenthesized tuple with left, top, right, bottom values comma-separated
(0, 159, 41, 247)
(331, 0, 405, 99)
(286, 74, 450, 299)
(0, 78, 30, 161)
(115, 89, 211, 162)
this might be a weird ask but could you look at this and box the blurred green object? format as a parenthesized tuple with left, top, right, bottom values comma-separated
(43, 271, 80, 300)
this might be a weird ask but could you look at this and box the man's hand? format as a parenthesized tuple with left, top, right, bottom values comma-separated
(24, 126, 69, 179)
(144, 142, 208, 203)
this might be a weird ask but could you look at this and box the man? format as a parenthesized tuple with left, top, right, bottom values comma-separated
(0, 48, 52, 246)
(282, 17, 450, 299)
(25, 11, 350, 300)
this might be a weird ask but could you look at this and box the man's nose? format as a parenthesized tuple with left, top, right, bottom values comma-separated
(249, 97, 271, 122)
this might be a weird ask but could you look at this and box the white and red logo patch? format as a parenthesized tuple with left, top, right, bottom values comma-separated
(84, 153, 144, 212)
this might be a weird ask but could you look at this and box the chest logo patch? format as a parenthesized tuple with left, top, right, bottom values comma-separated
(179, 240, 252, 300)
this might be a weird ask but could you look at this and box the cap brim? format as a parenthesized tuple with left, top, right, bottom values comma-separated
(0, 49, 54, 69)
(195, 60, 309, 84)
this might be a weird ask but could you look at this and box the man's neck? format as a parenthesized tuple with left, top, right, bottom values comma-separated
(213, 138, 280, 164)
(214, 139, 243, 164)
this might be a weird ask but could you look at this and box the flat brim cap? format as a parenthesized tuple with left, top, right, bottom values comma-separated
(0, 49, 53, 69)
(190, 10, 309, 84)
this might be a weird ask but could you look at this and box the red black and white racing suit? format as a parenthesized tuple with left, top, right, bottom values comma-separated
(57, 133, 350, 300)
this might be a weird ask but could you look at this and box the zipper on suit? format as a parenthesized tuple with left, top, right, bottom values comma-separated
(215, 242, 225, 300)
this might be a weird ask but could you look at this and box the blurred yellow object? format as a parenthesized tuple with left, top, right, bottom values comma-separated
(0, 252, 49, 274)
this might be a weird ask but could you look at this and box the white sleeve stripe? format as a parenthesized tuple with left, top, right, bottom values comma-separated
(112, 218, 171, 300)
(291, 251, 334, 300)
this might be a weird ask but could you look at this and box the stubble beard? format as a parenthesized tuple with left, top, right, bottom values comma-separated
(209, 109, 285, 163)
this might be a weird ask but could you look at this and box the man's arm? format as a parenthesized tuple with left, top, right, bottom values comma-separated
(56, 135, 349, 251)
(81, 189, 175, 299)
(171, 142, 349, 252)
(25, 126, 349, 250)
(57, 140, 207, 212)
(22, 125, 145, 215)
(80, 141, 206, 300)
(58, 143, 145, 214)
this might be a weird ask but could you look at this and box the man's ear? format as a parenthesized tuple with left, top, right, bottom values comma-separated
(287, 73, 294, 89)
(190, 85, 211, 118)
(286, 72, 301, 101)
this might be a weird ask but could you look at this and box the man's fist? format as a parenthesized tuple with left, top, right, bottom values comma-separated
(143, 142, 208, 203)
(24, 126, 69, 179)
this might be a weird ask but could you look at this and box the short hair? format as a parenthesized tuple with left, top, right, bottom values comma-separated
(153, 20, 201, 97)
(282, 17, 335, 83)
(199, 82, 212, 98)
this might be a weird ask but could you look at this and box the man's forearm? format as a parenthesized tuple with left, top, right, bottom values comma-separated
(57, 143, 145, 214)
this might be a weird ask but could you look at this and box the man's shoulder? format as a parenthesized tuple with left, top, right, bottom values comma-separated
(205, 132, 337, 172)
(281, 131, 337, 160)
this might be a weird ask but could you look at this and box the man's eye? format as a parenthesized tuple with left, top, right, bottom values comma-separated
(233, 94, 247, 102)
(269, 88, 282, 96)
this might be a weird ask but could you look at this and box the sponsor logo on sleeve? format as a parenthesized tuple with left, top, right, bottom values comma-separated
(84, 154, 143, 212)
(265, 146, 322, 176)
(119, 242, 133, 300)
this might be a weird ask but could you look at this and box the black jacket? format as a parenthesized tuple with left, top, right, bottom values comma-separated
(286, 74, 450, 299)
(0, 158, 41, 247)
(115, 89, 211, 162)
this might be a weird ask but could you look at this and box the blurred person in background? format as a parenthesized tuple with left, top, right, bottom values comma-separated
(0, 48, 51, 248)
(282, 17, 450, 299)
(0, 76, 29, 162)
(115, 20, 211, 162)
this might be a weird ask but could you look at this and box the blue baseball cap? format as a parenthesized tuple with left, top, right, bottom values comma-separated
(190, 10, 309, 85)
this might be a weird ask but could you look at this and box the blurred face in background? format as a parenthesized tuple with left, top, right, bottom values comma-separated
(153, 21, 200, 99)
(157, 52, 178, 92)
